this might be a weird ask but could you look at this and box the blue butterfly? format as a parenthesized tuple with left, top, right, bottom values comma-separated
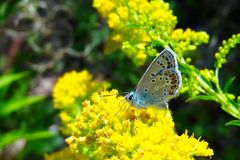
(125, 48, 182, 109)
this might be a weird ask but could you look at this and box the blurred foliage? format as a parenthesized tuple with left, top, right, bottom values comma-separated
(0, 0, 240, 159)
(0, 72, 44, 117)
(0, 72, 61, 159)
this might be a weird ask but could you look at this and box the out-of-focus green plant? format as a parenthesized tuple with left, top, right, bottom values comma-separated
(0, 1, 19, 25)
(93, 0, 240, 124)
(0, 72, 44, 117)
(0, 72, 57, 158)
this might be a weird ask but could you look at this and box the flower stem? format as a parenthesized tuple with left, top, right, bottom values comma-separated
(179, 58, 240, 119)
(196, 68, 240, 119)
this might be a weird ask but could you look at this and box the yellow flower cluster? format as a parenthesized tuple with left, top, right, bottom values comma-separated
(52, 70, 109, 134)
(93, 0, 176, 66)
(171, 28, 209, 55)
(93, 0, 209, 66)
(45, 147, 87, 160)
(200, 69, 217, 84)
(180, 68, 206, 97)
(66, 90, 213, 160)
(215, 33, 240, 68)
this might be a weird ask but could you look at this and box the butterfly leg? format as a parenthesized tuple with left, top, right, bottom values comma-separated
(157, 102, 169, 109)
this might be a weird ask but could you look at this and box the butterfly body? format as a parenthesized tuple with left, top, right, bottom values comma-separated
(125, 48, 181, 109)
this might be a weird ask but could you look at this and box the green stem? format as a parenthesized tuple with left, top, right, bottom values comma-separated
(215, 93, 240, 119)
(215, 68, 222, 93)
(197, 68, 240, 119)
(179, 58, 240, 119)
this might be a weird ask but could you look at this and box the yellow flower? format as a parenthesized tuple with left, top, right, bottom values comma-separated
(171, 28, 209, 55)
(215, 33, 240, 68)
(134, 50, 147, 66)
(93, 0, 178, 66)
(66, 90, 213, 159)
(53, 70, 108, 109)
(93, 0, 115, 18)
(200, 69, 217, 83)
(44, 147, 87, 160)
(52, 70, 110, 135)
(93, 0, 209, 66)
(117, 7, 128, 20)
(108, 13, 121, 28)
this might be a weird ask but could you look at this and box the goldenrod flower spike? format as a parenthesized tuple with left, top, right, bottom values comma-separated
(52, 70, 110, 135)
(93, 0, 209, 66)
(45, 147, 87, 160)
(66, 90, 213, 160)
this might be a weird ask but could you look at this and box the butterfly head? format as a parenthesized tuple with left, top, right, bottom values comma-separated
(124, 92, 134, 104)
(124, 91, 144, 108)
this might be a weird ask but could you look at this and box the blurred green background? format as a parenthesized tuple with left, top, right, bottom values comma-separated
(0, 0, 240, 159)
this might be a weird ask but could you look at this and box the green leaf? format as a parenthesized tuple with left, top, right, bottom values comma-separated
(0, 129, 56, 149)
(0, 72, 28, 89)
(0, 3, 7, 15)
(0, 3, 7, 24)
(126, 23, 141, 28)
(23, 130, 57, 141)
(0, 95, 45, 117)
(151, 40, 165, 48)
(0, 129, 25, 149)
(186, 95, 215, 102)
(225, 120, 240, 127)
(224, 76, 236, 93)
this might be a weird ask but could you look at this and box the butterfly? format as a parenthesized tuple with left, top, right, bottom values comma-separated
(124, 48, 182, 109)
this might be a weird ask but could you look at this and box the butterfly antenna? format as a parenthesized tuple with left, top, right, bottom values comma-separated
(164, 102, 169, 110)
(114, 107, 121, 117)
(114, 98, 127, 117)
(101, 93, 118, 97)
(124, 101, 131, 113)
(101, 92, 129, 97)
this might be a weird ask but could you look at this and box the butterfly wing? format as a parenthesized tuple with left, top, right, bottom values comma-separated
(134, 48, 181, 107)
(150, 69, 181, 101)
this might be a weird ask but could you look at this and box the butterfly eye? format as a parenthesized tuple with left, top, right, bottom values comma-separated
(144, 88, 148, 92)
(128, 95, 133, 100)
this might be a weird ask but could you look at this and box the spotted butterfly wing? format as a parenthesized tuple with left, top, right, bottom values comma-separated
(134, 48, 181, 108)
